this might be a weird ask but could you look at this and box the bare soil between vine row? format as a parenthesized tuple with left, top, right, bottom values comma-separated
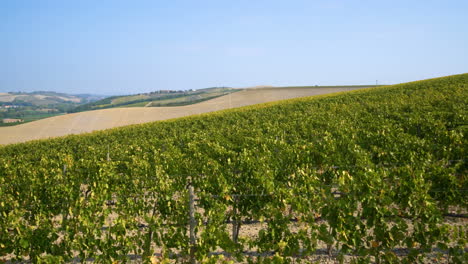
(2, 208, 465, 263)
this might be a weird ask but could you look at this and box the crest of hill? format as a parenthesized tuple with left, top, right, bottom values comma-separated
(244, 85, 275, 89)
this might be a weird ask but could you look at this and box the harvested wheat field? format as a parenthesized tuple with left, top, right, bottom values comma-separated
(0, 86, 368, 145)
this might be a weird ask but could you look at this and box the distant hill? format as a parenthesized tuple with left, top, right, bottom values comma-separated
(69, 87, 240, 113)
(0, 91, 105, 126)
(0, 91, 105, 105)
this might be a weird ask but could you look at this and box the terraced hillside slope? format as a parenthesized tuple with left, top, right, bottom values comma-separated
(0, 86, 367, 145)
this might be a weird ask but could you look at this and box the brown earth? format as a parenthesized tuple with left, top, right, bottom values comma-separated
(0, 87, 367, 145)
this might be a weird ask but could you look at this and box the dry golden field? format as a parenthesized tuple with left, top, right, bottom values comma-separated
(0, 87, 366, 145)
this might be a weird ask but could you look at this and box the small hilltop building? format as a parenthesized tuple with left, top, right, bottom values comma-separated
(2, 118, 24, 123)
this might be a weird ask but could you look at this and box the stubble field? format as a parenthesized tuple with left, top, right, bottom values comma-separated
(0, 86, 366, 145)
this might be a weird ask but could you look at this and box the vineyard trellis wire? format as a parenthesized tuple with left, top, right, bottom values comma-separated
(64, 158, 468, 263)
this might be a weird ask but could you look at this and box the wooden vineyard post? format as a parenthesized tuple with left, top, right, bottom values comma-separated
(62, 164, 70, 228)
(188, 178, 197, 264)
(107, 145, 110, 161)
(232, 196, 238, 244)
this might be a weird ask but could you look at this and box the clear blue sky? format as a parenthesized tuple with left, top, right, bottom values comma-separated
(1, 0, 467, 95)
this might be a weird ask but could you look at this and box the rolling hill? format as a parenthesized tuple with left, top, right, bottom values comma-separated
(0, 86, 370, 144)
(0, 91, 106, 126)
(0, 91, 103, 105)
(69, 87, 239, 112)
(0, 74, 466, 263)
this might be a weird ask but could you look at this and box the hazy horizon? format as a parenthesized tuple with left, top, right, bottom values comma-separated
(0, 83, 387, 96)
(2, 0, 467, 94)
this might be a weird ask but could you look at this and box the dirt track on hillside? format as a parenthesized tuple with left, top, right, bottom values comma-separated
(0, 87, 366, 145)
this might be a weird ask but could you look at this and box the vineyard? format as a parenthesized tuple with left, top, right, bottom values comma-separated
(0, 74, 467, 263)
